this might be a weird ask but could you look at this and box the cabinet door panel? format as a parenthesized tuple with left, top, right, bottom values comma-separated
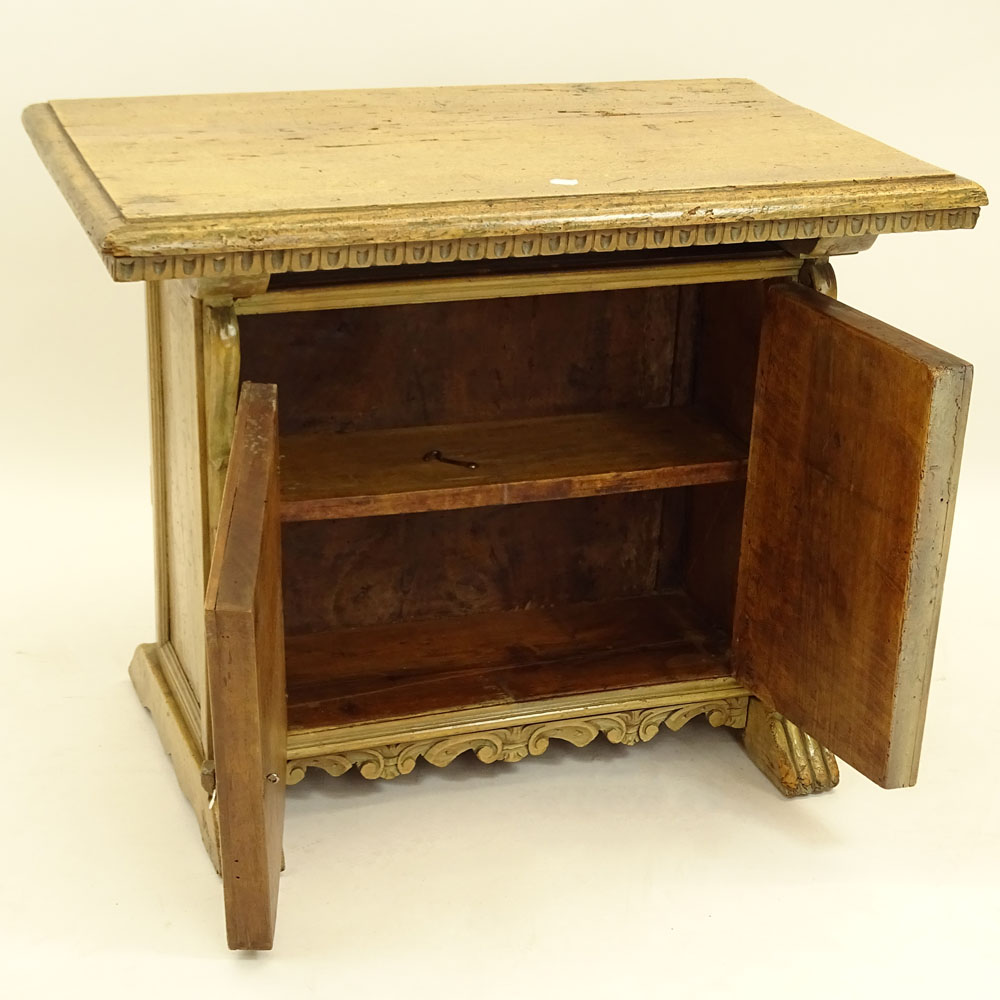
(205, 382, 286, 949)
(734, 283, 971, 788)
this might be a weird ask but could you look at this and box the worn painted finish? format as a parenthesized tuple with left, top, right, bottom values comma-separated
(23, 79, 985, 280)
(288, 687, 750, 783)
(149, 280, 210, 742)
(129, 642, 221, 871)
(740, 698, 840, 797)
(235, 255, 802, 315)
(26, 76, 983, 950)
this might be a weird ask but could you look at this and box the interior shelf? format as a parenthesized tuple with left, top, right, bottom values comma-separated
(279, 406, 747, 521)
(285, 591, 732, 732)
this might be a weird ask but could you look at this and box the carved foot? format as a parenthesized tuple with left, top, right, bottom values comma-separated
(740, 698, 839, 797)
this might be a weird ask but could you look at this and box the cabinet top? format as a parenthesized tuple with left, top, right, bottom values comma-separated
(24, 78, 986, 282)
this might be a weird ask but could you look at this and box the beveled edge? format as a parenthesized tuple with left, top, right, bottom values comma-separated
(22, 102, 125, 250)
(24, 97, 986, 282)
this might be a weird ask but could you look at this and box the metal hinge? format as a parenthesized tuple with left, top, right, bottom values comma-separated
(201, 759, 217, 809)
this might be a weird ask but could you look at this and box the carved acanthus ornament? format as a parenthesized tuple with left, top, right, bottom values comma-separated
(286, 696, 748, 783)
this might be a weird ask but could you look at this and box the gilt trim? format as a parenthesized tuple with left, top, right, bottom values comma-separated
(740, 700, 840, 797)
(286, 694, 749, 783)
(103, 208, 980, 282)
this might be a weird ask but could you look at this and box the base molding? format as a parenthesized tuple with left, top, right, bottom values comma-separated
(740, 698, 840, 796)
(129, 642, 221, 872)
(287, 690, 749, 783)
(131, 642, 835, 844)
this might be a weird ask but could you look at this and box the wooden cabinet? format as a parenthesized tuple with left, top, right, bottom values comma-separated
(24, 79, 986, 950)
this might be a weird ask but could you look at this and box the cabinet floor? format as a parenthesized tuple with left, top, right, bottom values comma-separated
(285, 590, 730, 731)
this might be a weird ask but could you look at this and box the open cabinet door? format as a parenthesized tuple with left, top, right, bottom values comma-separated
(734, 283, 971, 788)
(205, 382, 286, 949)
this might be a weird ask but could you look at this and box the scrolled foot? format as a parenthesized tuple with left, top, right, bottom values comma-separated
(740, 698, 839, 797)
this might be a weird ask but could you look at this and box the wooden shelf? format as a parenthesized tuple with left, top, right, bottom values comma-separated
(279, 406, 746, 521)
(285, 591, 731, 732)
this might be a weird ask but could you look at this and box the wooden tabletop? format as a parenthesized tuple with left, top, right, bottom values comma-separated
(24, 79, 986, 282)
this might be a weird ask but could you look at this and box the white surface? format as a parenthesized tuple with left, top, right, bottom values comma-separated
(1, 2, 998, 995)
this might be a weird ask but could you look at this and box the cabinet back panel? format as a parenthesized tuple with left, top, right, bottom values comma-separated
(239, 286, 694, 433)
(282, 491, 685, 634)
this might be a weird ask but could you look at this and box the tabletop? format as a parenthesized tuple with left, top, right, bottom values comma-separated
(24, 78, 986, 281)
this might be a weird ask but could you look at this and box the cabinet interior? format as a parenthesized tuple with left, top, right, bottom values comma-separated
(238, 276, 771, 732)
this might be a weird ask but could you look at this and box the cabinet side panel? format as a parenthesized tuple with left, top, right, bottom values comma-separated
(157, 281, 209, 742)
(682, 279, 770, 631)
(146, 282, 170, 645)
(694, 279, 774, 443)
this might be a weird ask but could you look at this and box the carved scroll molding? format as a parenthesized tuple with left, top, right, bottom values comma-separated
(740, 699, 840, 797)
(798, 258, 838, 298)
(286, 696, 748, 784)
(104, 207, 980, 282)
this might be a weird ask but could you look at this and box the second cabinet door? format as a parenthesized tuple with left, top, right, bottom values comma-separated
(734, 282, 972, 788)
(205, 381, 286, 950)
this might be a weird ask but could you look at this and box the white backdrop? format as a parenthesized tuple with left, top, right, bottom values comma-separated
(1, 2, 997, 995)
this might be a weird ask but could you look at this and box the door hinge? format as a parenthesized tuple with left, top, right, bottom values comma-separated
(201, 759, 217, 809)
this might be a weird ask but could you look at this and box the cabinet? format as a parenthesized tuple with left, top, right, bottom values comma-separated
(24, 79, 986, 950)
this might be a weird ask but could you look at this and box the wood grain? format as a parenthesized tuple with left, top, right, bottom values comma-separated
(281, 491, 681, 633)
(734, 283, 972, 788)
(279, 407, 746, 521)
(285, 592, 730, 731)
(239, 286, 690, 435)
(682, 278, 773, 633)
(24, 80, 985, 278)
(20, 102, 123, 250)
(25, 74, 985, 955)
(680, 480, 747, 632)
(694, 279, 773, 443)
(205, 383, 286, 950)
